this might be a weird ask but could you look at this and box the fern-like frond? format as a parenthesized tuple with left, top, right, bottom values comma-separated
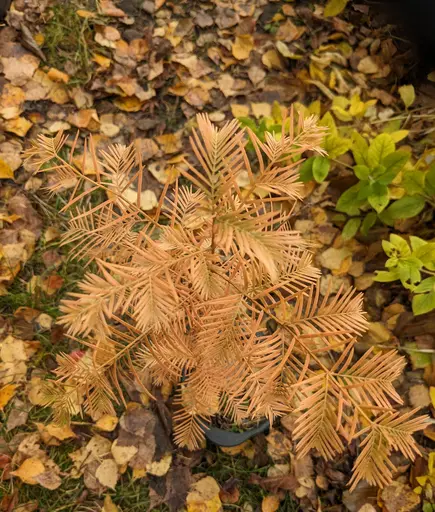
(349, 410, 429, 491)
(183, 114, 247, 200)
(63, 206, 139, 262)
(173, 407, 208, 450)
(289, 286, 368, 350)
(293, 374, 345, 459)
(334, 347, 405, 409)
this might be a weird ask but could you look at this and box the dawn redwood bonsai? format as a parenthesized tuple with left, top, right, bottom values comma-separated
(26, 109, 428, 490)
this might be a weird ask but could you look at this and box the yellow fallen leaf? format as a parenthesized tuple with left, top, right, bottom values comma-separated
(111, 439, 138, 465)
(0, 213, 20, 223)
(4, 117, 33, 137)
(155, 133, 181, 154)
(47, 68, 70, 84)
(428, 71, 435, 82)
(231, 104, 250, 117)
(232, 35, 254, 60)
(96, 415, 119, 432)
(324, 0, 349, 17)
(430, 387, 435, 408)
(102, 495, 120, 512)
(34, 33, 45, 46)
(77, 9, 96, 18)
(0, 159, 14, 179)
(146, 453, 172, 476)
(96, 459, 119, 489)
(93, 53, 112, 69)
(45, 423, 76, 440)
(12, 457, 45, 484)
(113, 96, 144, 112)
(398, 84, 415, 109)
(357, 56, 379, 74)
(0, 383, 17, 410)
(251, 102, 272, 119)
(262, 495, 280, 512)
(262, 49, 284, 70)
(186, 476, 222, 512)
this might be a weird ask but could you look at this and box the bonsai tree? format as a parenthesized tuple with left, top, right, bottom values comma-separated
(26, 109, 428, 491)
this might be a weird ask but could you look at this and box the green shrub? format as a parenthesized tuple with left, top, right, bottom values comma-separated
(375, 234, 435, 315)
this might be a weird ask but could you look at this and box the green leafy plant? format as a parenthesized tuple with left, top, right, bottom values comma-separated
(336, 132, 427, 238)
(375, 234, 435, 315)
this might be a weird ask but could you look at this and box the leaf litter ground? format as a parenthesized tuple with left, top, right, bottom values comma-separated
(2, 0, 435, 510)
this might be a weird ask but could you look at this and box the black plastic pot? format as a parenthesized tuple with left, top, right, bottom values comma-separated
(203, 419, 270, 447)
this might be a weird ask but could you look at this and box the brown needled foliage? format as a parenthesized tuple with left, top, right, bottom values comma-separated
(25, 109, 429, 491)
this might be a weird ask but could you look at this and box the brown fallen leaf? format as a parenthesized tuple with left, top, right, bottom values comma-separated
(248, 473, 298, 494)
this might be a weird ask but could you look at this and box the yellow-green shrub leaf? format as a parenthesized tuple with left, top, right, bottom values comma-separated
(342, 218, 361, 240)
(413, 291, 435, 316)
(324, 0, 349, 17)
(367, 134, 395, 168)
(389, 130, 409, 143)
(352, 132, 369, 166)
(398, 84, 415, 108)
(360, 211, 377, 236)
(385, 195, 426, 220)
(324, 135, 352, 159)
(312, 156, 330, 183)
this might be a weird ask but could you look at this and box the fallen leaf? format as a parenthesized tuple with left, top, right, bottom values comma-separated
(357, 56, 379, 74)
(409, 384, 431, 408)
(113, 96, 144, 112)
(96, 415, 119, 432)
(0, 384, 17, 410)
(251, 102, 272, 119)
(6, 398, 30, 431)
(186, 476, 222, 512)
(398, 84, 415, 108)
(47, 68, 69, 84)
(0, 160, 14, 179)
(262, 495, 280, 512)
(102, 495, 120, 512)
(11, 457, 45, 484)
(4, 117, 33, 137)
(96, 459, 119, 489)
(231, 104, 250, 117)
(111, 439, 138, 465)
(34, 470, 62, 490)
(380, 481, 420, 512)
(232, 35, 254, 60)
(146, 452, 172, 476)
(262, 49, 284, 70)
(324, 0, 349, 17)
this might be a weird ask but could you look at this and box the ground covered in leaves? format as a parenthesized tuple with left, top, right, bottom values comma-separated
(2, 0, 435, 510)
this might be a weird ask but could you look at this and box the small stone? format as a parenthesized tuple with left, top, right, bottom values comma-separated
(142, 0, 154, 14)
